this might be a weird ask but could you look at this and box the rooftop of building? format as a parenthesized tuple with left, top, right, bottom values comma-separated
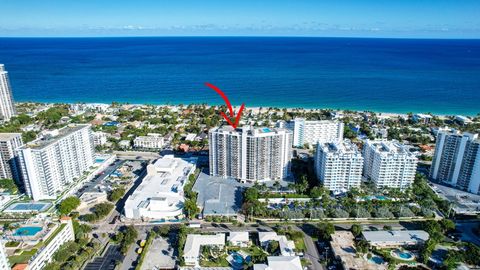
(290, 117, 340, 123)
(12, 264, 28, 270)
(438, 130, 479, 141)
(318, 140, 360, 155)
(227, 231, 249, 242)
(414, 113, 433, 118)
(124, 155, 197, 218)
(366, 140, 416, 157)
(258, 231, 296, 257)
(253, 256, 302, 270)
(362, 230, 429, 244)
(19, 124, 90, 150)
(211, 125, 290, 136)
(134, 133, 163, 140)
(0, 132, 22, 141)
(184, 233, 226, 259)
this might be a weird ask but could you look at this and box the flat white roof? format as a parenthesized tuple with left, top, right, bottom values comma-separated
(228, 231, 249, 243)
(185, 133, 197, 141)
(124, 155, 196, 219)
(362, 230, 429, 244)
(266, 256, 302, 270)
(184, 234, 225, 260)
(0, 133, 21, 141)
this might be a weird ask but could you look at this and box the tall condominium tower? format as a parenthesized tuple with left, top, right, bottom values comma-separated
(0, 133, 23, 180)
(430, 130, 480, 194)
(280, 118, 343, 147)
(362, 140, 418, 189)
(314, 140, 364, 192)
(16, 124, 95, 200)
(209, 126, 292, 182)
(0, 64, 17, 122)
(0, 241, 8, 270)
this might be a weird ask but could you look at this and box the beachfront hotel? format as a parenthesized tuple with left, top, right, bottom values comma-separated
(279, 118, 343, 147)
(209, 126, 292, 182)
(362, 140, 418, 190)
(314, 140, 364, 193)
(16, 124, 95, 200)
(0, 64, 17, 122)
(430, 130, 480, 194)
(124, 155, 196, 220)
(0, 133, 23, 180)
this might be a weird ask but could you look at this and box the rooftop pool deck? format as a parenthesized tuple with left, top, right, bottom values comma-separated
(13, 226, 43, 237)
(4, 202, 51, 212)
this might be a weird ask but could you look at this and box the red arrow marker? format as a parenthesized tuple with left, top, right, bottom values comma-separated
(205, 82, 245, 128)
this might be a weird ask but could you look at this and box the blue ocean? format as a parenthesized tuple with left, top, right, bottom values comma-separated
(0, 37, 479, 115)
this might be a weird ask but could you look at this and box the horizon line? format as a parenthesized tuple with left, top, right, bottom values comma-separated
(1, 35, 480, 40)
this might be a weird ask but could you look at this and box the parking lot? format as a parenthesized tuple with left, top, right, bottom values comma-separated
(84, 244, 123, 270)
(140, 237, 175, 270)
(193, 170, 248, 216)
(76, 159, 145, 196)
(430, 182, 480, 215)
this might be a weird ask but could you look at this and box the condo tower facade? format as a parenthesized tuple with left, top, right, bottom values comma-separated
(209, 126, 292, 182)
(16, 125, 95, 200)
(430, 130, 480, 194)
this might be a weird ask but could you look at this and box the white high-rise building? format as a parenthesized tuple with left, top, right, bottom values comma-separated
(282, 118, 343, 147)
(0, 133, 23, 180)
(16, 124, 95, 200)
(0, 241, 8, 270)
(315, 140, 364, 192)
(430, 130, 480, 194)
(209, 126, 292, 182)
(362, 140, 418, 189)
(0, 64, 17, 122)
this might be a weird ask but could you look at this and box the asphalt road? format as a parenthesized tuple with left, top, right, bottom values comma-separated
(295, 225, 324, 270)
(120, 227, 149, 270)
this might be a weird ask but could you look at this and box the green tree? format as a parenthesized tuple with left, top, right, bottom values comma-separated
(351, 224, 362, 237)
(267, 240, 279, 254)
(0, 178, 19, 194)
(184, 198, 199, 219)
(57, 196, 81, 215)
(108, 187, 126, 202)
(317, 222, 335, 240)
(309, 186, 323, 198)
(244, 188, 259, 202)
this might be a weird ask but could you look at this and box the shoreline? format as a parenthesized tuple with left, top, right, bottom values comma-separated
(17, 101, 478, 118)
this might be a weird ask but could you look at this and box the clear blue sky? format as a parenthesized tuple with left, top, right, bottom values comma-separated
(1, 0, 479, 38)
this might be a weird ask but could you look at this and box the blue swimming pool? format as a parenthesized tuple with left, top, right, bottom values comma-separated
(262, 128, 272, 133)
(368, 255, 385, 264)
(14, 226, 43, 236)
(95, 158, 105, 163)
(229, 252, 251, 269)
(391, 249, 414, 260)
(232, 253, 244, 264)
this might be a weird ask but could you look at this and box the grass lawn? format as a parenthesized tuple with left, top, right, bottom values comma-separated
(8, 248, 37, 265)
(200, 255, 230, 267)
(241, 245, 267, 256)
(293, 237, 306, 252)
